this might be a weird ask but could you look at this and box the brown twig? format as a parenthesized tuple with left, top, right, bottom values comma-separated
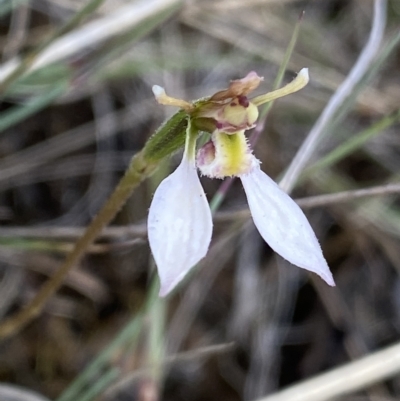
(0, 182, 399, 240)
(295, 183, 400, 209)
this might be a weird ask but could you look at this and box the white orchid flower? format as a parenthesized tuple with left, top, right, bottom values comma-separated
(148, 121, 213, 297)
(149, 69, 334, 296)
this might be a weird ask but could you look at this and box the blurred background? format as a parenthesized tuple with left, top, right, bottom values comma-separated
(0, 0, 400, 400)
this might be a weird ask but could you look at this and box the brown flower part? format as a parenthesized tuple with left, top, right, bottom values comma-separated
(209, 72, 264, 102)
(152, 69, 309, 135)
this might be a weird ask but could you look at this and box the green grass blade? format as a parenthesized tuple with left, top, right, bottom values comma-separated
(260, 11, 304, 120)
(56, 279, 160, 401)
(55, 314, 143, 401)
(303, 108, 400, 178)
(0, 0, 108, 94)
(88, 0, 184, 85)
(76, 368, 119, 401)
(0, 84, 66, 134)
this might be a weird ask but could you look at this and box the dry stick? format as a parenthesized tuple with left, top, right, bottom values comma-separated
(210, 183, 400, 225)
(0, 152, 156, 340)
(296, 183, 400, 209)
(1, 182, 400, 239)
(255, 340, 400, 401)
(279, 0, 387, 193)
(0, 225, 147, 240)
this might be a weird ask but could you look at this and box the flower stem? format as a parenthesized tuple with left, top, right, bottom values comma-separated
(0, 150, 157, 340)
(183, 119, 199, 161)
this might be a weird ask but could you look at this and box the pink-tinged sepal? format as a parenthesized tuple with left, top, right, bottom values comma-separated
(148, 157, 213, 296)
(240, 164, 334, 286)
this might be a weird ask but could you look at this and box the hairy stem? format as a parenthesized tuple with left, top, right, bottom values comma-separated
(0, 150, 157, 340)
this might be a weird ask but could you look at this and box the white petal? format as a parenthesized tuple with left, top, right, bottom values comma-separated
(148, 158, 213, 296)
(240, 166, 334, 286)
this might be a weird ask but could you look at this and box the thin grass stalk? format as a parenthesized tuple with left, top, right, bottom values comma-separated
(145, 280, 166, 398)
(55, 285, 161, 401)
(57, 277, 160, 401)
(209, 11, 303, 213)
(331, 28, 400, 130)
(296, 183, 400, 209)
(279, 0, 387, 193)
(254, 339, 400, 401)
(77, 369, 119, 401)
(0, 0, 108, 94)
(302, 108, 400, 179)
(103, 342, 235, 399)
(0, 0, 183, 91)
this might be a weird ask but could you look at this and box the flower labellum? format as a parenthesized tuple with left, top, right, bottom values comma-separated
(149, 69, 334, 296)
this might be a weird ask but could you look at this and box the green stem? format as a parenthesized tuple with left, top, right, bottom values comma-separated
(183, 119, 199, 161)
(0, 150, 157, 340)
